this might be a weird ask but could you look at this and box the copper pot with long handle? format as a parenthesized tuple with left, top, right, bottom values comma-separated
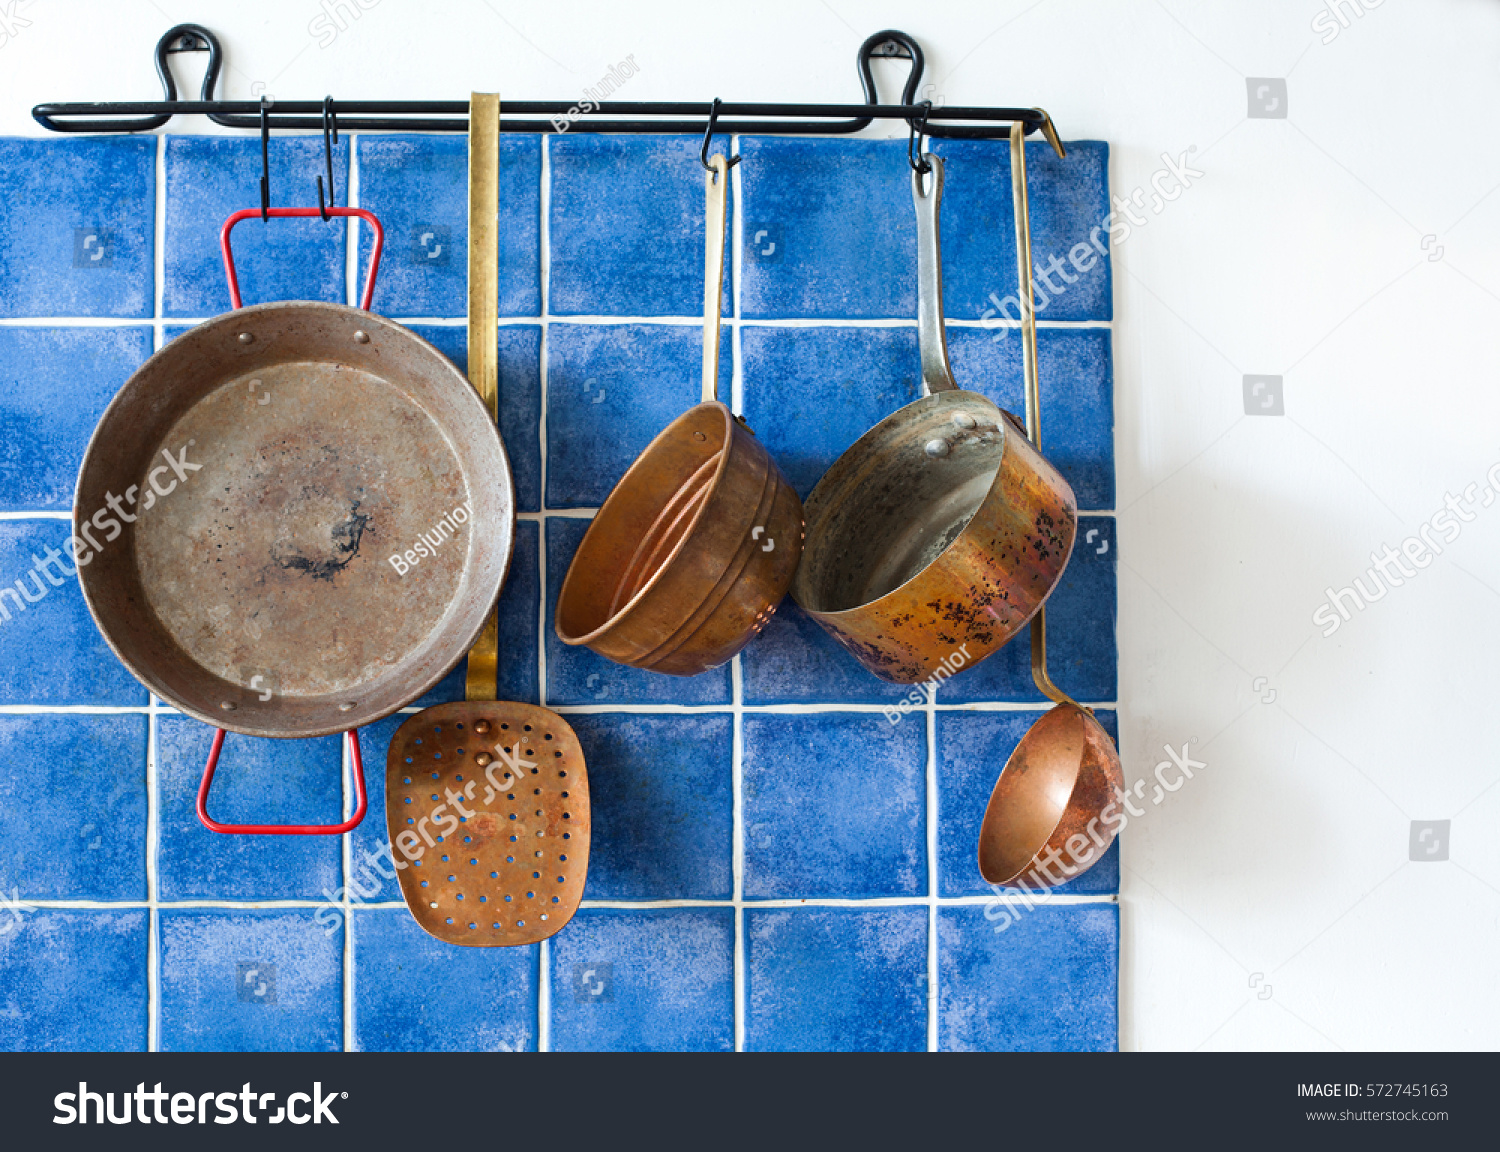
(790, 121, 1076, 685)
(555, 153, 803, 676)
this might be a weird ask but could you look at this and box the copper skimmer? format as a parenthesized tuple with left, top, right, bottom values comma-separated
(387, 95, 589, 947)
(555, 151, 802, 676)
(977, 121, 1123, 890)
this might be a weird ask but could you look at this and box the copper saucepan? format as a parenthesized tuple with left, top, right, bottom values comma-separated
(555, 153, 803, 676)
(791, 123, 1076, 685)
(977, 120, 1124, 889)
(73, 206, 515, 834)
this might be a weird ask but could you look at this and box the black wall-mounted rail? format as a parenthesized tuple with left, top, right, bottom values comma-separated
(32, 25, 1053, 140)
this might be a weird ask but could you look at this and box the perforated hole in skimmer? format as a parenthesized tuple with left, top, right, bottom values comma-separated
(385, 702, 590, 948)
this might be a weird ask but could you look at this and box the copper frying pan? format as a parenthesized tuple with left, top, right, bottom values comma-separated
(73, 206, 514, 834)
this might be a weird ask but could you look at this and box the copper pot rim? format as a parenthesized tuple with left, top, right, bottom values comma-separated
(555, 399, 739, 648)
(792, 387, 1038, 618)
(977, 701, 1119, 886)
(73, 301, 516, 739)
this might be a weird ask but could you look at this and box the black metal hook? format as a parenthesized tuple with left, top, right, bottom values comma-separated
(258, 96, 271, 222)
(701, 98, 741, 178)
(316, 97, 338, 221)
(857, 30, 925, 110)
(32, 23, 222, 132)
(909, 100, 932, 173)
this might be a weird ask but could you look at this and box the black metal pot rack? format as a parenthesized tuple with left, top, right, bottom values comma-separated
(32, 25, 1059, 143)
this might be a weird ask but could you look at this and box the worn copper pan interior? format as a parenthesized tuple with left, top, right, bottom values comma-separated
(74, 301, 514, 738)
(555, 154, 803, 676)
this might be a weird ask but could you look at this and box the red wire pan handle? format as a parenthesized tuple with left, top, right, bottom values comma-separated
(220, 206, 384, 311)
(197, 729, 367, 836)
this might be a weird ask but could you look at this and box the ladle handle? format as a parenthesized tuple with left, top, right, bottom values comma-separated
(197, 728, 367, 835)
(912, 154, 958, 394)
(702, 154, 730, 404)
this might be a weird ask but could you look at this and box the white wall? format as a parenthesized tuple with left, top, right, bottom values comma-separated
(3, 0, 1496, 1050)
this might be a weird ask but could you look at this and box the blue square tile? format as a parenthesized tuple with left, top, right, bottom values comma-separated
(740, 324, 920, 500)
(0, 138, 155, 318)
(936, 710, 1119, 897)
(937, 515, 1117, 703)
(0, 520, 148, 705)
(357, 134, 541, 318)
(745, 906, 927, 1052)
(549, 135, 733, 318)
(741, 599, 911, 706)
(930, 138, 1112, 324)
(738, 138, 915, 320)
(0, 714, 146, 900)
(544, 517, 731, 705)
(565, 713, 731, 900)
(156, 717, 344, 902)
(346, 711, 414, 908)
(0, 327, 153, 510)
(158, 908, 343, 1052)
(164, 135, 350, 317)
(742, 713, 925, 898)
(548, 907, 733, 1051)
(545, 322, 731, 508)
(938, 904, 1118, 1051)
(944, 326, 1115, 509)
(0, 910, 148, 1051)
(409, 324, 543, 513)
(352, 908, 537, 1051)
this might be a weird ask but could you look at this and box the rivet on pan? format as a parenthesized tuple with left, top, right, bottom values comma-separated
(693, 431, 707, 442)
(339, 702, 356, 712)
(924, 438, 951, 458)
(474, 752, 492, 768)
(220, 701, 236, 711)
(353, 330, 370, 344)
(953, 411, 977, 430)
(237, 333, 254, 344)
(474, 720, 491, 735)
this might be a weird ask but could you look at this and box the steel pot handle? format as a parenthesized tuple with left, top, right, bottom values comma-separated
(220, 206, 385, 311)
(701, 154, 730, 404)
(196, 728, 368, 835)
(912, 154, 959, 395)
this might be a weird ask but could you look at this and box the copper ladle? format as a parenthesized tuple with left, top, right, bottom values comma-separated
(976, 120, 1124, 889)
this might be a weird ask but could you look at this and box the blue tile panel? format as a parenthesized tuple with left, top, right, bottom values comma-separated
(0, 326, 154, 511)
(164, 135, 351, 316)
(938, 904, 1119, 1052)
(564, 713, 733, 901)
(742, 713, 926, 899)
(357, 134, 541, 318)
(158, 908, 343, 1052)
(548, 907, 734, 1051)
(0, 520, 149, 706)
(0, 909, 149, 1051)
(0, 131, 1117, 1055)
(353, 908, 537, 1051)
(0, 137, 156, 319)
(745, 906, 928, 1051)
(936, 710, 1119, 897)
(0, 713, 147, 900)
(549, 135, 733, 318)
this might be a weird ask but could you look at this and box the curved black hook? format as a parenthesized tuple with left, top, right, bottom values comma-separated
(700, 98, 741, 178)
(259, 97, 271, 222)
(908, 100, 933, 174)
(317, 97, 338, 221)
(857, 30, 924, 111)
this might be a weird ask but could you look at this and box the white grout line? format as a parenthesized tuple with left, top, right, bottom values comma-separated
(0, 314, 1113, 330)
(730, 132, 747, 1053)
(0, 700, 1120, 717)
(146, 695, 161, 1054)
(341, 133, 362, 1056)
(925, 688, 940, 1052)
(536, 132, 553, 1054)
(538, 936, 551, 1053)
(19, 894, 1117, 910)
